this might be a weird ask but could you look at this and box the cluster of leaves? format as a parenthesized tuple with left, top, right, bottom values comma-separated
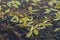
(7, 1, 21, 8)
(0, 0, 60, 38)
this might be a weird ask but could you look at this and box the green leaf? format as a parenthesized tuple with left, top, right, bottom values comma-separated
(28, 17, 33, 21)
(55, 2, 60, 8)
(7, 1, 21, 8)
(28, 7, 34, 14)
(23, 22, 29, 26)
(33, 29, 39, 35)
(33, 10, 39, 12)
(26, 0, 29, 2)
(28, 7, 32, 11)
(44, 9, 51, 13)
(50, 8, 58, 11)
(19, 19, 23, 23)
(48, 1, 54, 6)
(13, 4, 19, 8)
(19, 17, 28, 23)
(48, 0, 57, 6)
(15, 1, 21, 5)
(32, 0, 41, 3)
(3, 5, 7, 8)
(54, 28, 60, 32)
(38, 26, 46, 30)
(5, 9, 10, 13)
(31, 3, 37, 6)
(38, 23, 52, 29)
(7, 1, 12, 7)
(10, 16, 19, 22)
(19, 14, 23, 17)
(26, 31, 32, 38)
(55, 11, 60, 20)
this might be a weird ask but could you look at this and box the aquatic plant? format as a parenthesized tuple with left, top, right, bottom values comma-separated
(0, 0, 60, 40)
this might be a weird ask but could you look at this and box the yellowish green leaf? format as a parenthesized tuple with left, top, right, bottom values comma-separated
(15, 1, 21, 5)
(32, 0, 41, 3)
(55, 11, 60, 20)
(13, 4, 19, 8)
(19, 14, 23, 17)
(33, 29, 39, 35)
(7, 1, 12, 7)
(5, 9, 10, 13)
(44, 9, 51, 13)
(54, 28, 60, 32)
(26, 31, 32, 38)
(10, 16, 19, 22)
(55, 2, 60, 8)
(26, 0, 29, 2)
(28, 7, 32, 11)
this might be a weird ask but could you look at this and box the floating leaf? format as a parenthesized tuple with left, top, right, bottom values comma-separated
(28, 17, 33, 21)
(50, 8, 58, 11)
(54, 28, 60, 32)
(33, 29, 39, 35)
(26, 0, 29, 2)
(3, 5, 7, 8)
(7, 1, 12, 7)
(15, 1, 21, 5)
(7, 1, 21, 8)
(48, 0, 57, 6)
(13, 4, 19, 8)
(19, 17, 29, 25)
(38, 26, 46, 30)
(31, 3, 37, 6)
(33, 10, 39, 12)
(5, 9, 10, 13)
(26, 31, 32, 38)
(28, 6, 34, 13)
(55, 2, 60, 8)
(23, 22, 29, 26)
(19, 19, 23, 23)
(10, 16, 19, 22)
(28, 7, 32, 11)
(48, 1, 54, 6)
(55, 11, 60, 20)
(19, 14, 23, 17)
(22, 17, 28, 22)
(44, 9, 51, 13)
(38, 23, 52, 30)
(32, 0, 41, 3)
